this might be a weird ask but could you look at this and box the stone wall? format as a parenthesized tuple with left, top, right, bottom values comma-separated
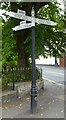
(15, 79, 44, 98)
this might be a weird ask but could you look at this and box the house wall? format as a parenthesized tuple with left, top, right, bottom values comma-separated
(60, 55, 66, 67)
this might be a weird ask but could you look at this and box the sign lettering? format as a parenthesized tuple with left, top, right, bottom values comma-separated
(17, 9, 26, 15)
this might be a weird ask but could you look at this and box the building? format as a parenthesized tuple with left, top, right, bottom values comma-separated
(60, 55, 66, 67)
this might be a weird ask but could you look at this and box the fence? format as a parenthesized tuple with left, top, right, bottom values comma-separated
(2, 67, 41, 91)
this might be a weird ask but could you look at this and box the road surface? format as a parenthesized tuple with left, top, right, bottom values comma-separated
(36, 65, 65, 85)
(1, 65, 65, 118)
(2, 81, 64, 118)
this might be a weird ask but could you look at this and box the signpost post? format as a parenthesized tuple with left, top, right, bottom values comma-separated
(1, 7, 57, 113)
(31, 7, 37, 113)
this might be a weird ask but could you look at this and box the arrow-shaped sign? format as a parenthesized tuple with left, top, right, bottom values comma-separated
(35, 18, 57, 26)
(4, 10, 57, 26)
(12, 23, 32, 31)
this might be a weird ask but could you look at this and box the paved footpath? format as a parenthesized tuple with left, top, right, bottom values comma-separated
(1, 80, 64, 118)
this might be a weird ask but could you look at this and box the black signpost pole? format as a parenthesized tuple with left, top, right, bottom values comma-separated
(31, 7, 37, 113)
(31, 26, 37, 113)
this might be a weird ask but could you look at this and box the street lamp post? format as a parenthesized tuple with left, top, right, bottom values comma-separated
(31, 7, 37, 113)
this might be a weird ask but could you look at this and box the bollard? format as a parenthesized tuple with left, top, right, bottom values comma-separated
(41, 68, 44, 90)
(41, 68, 42, 81)
(16, 85, 19, 98)
(12, 67, 15, 90)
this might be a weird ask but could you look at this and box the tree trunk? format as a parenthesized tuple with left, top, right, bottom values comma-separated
(16, 30, 26, 67)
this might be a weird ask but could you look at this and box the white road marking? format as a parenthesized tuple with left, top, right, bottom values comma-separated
(43, 77, 64, 88)
(43, 71, 64, 76)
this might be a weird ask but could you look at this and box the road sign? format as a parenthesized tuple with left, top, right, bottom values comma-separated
(17, 9, 26, 15)
(5, 10, 57, 26)
(12, 23, 32, 31)
(20, 20, 26, 25)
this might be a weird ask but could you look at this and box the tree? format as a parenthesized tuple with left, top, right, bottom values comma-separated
(2, 2, 48, 67)
(2, 19, 18, 67)
(0, 18, 2, 70)
(2, 1, 66, 67)
(25, 2, 66, 58)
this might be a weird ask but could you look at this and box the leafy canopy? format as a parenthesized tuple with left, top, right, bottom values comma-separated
(25, 2, 66, 58)
(2, 19, 18, 67)
(1, 1, 66, 67)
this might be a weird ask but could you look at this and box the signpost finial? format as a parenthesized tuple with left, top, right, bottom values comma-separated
(31, 6, 35, 17)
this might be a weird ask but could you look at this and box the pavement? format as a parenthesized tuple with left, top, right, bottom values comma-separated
(1, 79, 64, 118)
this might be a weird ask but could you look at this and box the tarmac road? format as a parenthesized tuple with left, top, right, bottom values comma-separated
(37, 65, 64, 85)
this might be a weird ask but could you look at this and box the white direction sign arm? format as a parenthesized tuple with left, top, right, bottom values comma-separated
(5, 11, 32, 21)
(35, 18, 57, 26)
(5, 10, 57, 26)
(5, 11, 24, 20)
(12, 23, 32, 31)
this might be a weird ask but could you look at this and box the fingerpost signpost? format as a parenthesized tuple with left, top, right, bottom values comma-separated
(2, 7, 57, 113)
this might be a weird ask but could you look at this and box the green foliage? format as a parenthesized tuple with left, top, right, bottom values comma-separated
(1, 2, 10, 10)
(25, 25, 66, 58)
(1, 2, 66, 68)
(0, 19, 2, 71)
(38, 2, 65, 31)
(25, 2, 66, 58)
(0, 39, 2, 70)
(2, 19, 18, 67)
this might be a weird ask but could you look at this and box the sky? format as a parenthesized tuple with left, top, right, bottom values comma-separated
(57, 0, 64, 10)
